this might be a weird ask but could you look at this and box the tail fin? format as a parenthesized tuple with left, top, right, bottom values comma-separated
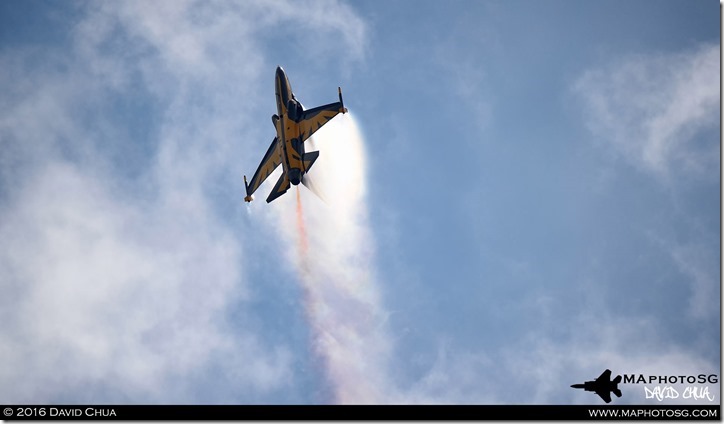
(302, 150, 319, 172)
(612, 375, 622, 398)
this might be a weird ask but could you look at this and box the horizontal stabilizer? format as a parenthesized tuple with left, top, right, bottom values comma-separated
(266, 172, 290, 203)
(302, 150, 319, 172)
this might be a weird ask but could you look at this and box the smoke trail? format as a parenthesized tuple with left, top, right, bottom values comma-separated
(295, 187, 309, 261)
(271, 114, 392, 404)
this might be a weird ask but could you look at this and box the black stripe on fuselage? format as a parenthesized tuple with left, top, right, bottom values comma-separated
(275, 66, 295, 178)
(275, 66, 291, 116)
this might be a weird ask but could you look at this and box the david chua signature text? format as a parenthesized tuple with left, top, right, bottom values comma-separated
(645, 386, 715, 402)
(52, 407, 117, 417)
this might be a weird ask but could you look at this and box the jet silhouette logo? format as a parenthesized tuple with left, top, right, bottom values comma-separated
(571, 369, 623, 403)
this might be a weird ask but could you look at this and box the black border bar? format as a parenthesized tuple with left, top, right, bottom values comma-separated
(1, 405, 720, 421)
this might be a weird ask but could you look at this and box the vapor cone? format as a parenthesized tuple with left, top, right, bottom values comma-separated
(272, 114, 391, 403)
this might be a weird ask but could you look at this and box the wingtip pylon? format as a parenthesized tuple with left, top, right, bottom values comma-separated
(244, 175, 253, 202)
(338, 87, 347, 113)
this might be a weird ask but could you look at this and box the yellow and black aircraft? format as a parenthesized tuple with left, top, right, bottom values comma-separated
(244, 66, 347, 203)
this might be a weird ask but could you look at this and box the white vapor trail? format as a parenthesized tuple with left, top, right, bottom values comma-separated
(266, 114, 393, 404)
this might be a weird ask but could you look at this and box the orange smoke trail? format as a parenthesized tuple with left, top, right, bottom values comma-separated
(295, 186, 308, 260)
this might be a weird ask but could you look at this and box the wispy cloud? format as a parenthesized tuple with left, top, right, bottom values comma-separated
(0, 0, 368, 403)
(391, 303, 719, 405)
(651, 235, 720, 321)
(572, 43, 719, 180)
(569, 43, 719, 375)
(0, 162, 290, 403)
(513, 310, 720, 405)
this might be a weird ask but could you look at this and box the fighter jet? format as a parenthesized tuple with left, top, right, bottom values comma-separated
(571, 369, 623, 403)
(244, 66, 347, 203)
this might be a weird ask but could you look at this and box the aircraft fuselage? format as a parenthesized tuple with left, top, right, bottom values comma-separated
(275, 66, 304, 186)
(571, 382, 598, 391)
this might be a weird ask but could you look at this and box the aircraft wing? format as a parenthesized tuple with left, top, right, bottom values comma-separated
(245, 137, 282, 200)
(595, 390, 612, 404)
(298, 96, 346, 143)
(596, 369, 612, 383)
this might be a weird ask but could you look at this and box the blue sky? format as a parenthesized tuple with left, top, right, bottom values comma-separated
(0, 0, 719, 405)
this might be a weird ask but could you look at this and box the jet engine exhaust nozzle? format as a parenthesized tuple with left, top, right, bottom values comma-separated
(289, 168, 302, 186)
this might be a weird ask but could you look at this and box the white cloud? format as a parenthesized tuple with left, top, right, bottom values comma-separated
(0, 0, 368, 403)
(573, 43, 719, 180)
(0, 162, 291, 403)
